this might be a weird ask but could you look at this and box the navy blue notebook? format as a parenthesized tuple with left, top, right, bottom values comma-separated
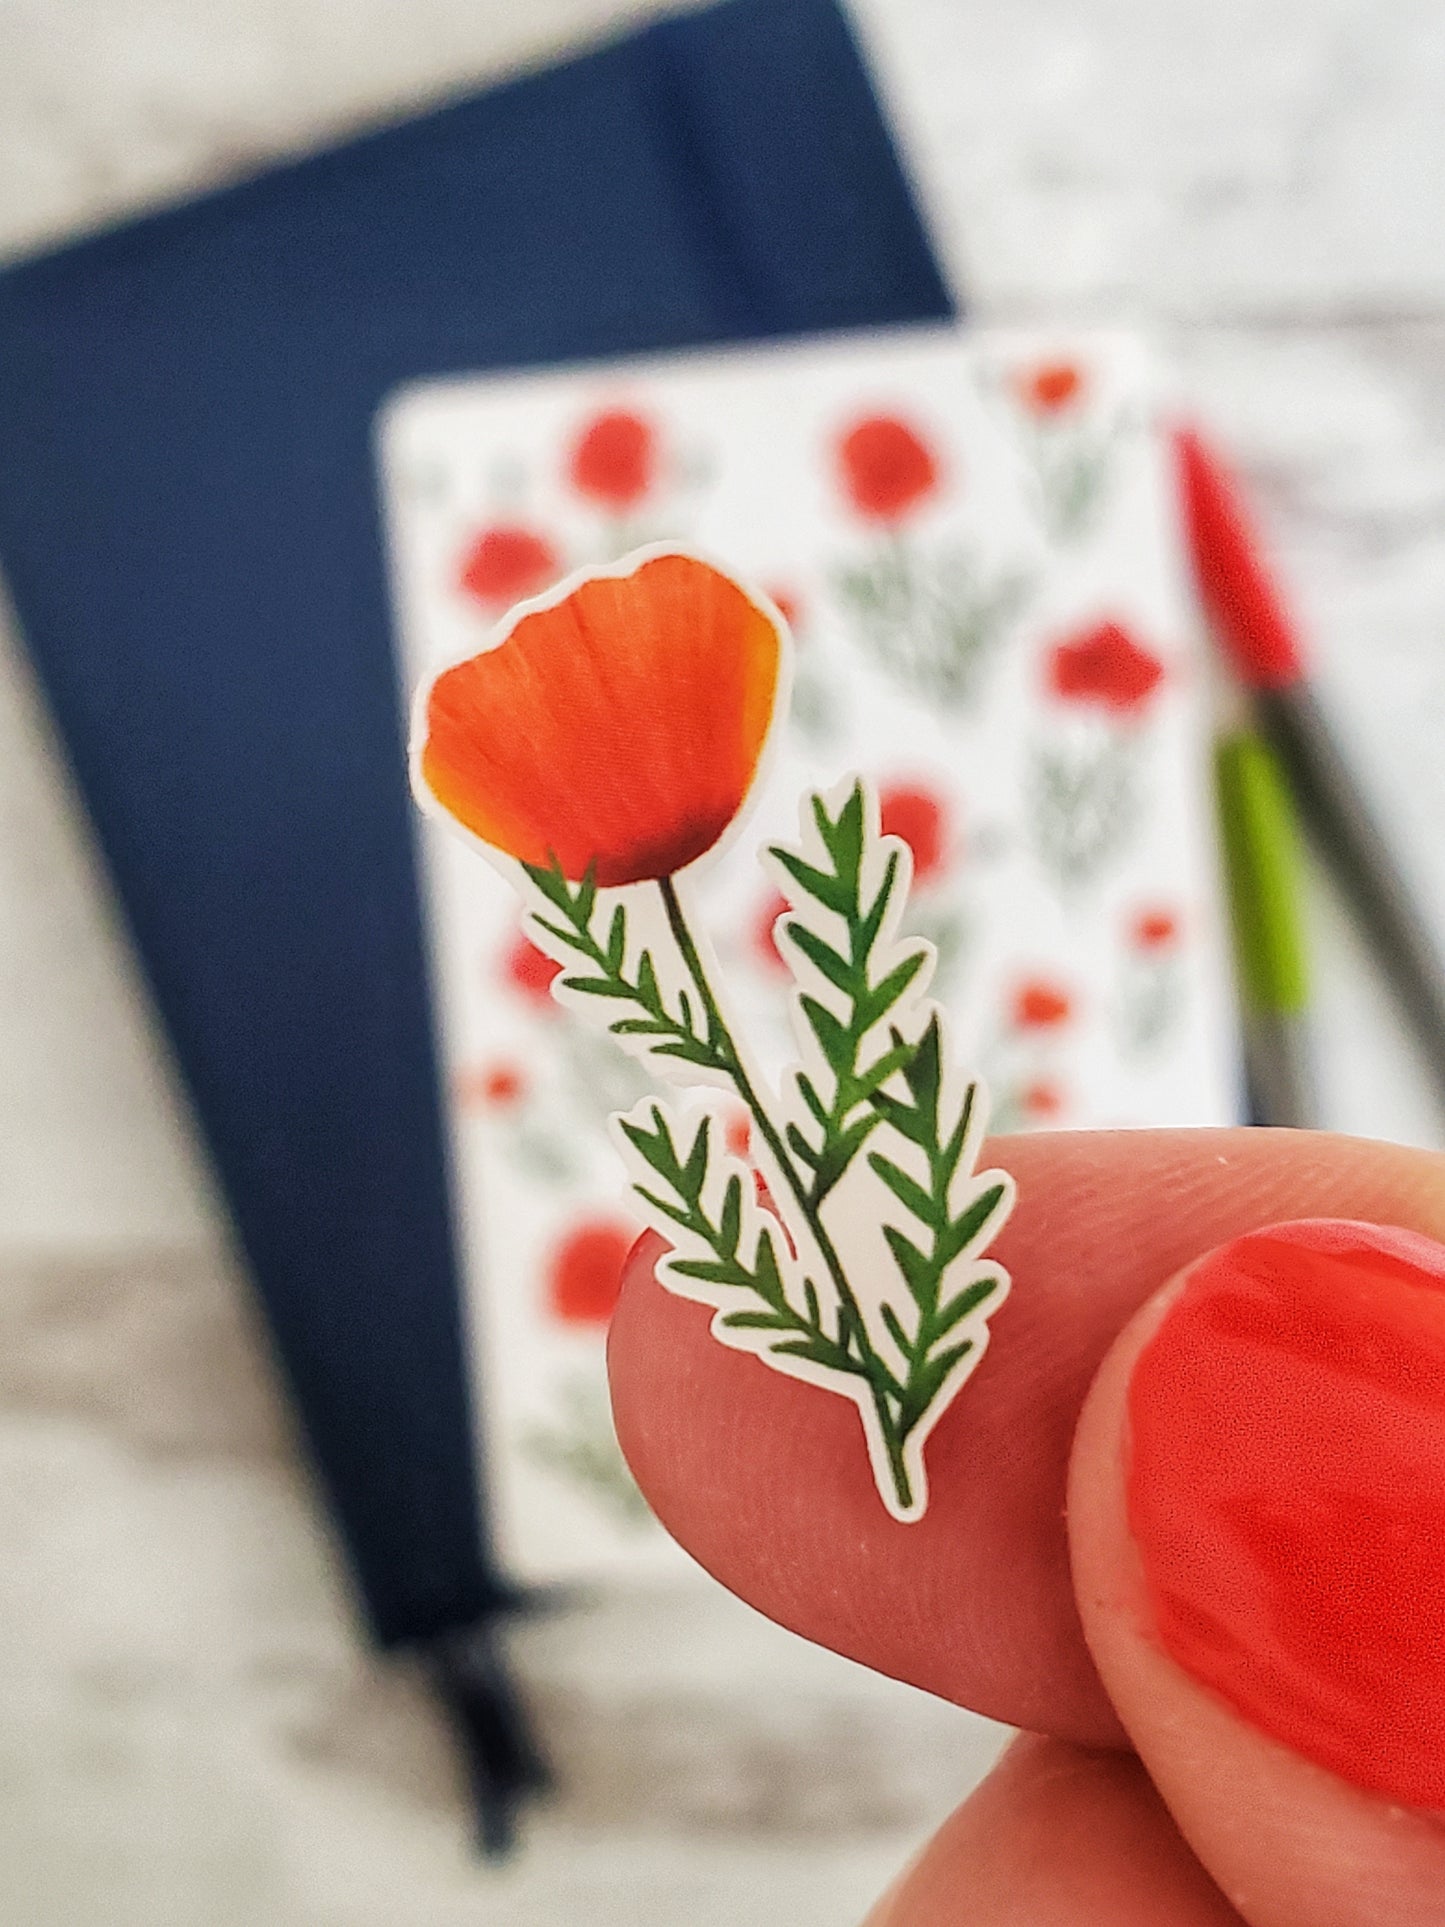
(0, 0, 951, 1798)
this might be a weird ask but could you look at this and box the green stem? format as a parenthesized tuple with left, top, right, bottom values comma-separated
(657, 875, 912, 1512)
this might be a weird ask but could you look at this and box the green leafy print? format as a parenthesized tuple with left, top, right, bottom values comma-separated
(520, 778, 1014, 1521)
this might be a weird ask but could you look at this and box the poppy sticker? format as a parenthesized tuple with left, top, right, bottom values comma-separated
(411, 546, 1014, 1523)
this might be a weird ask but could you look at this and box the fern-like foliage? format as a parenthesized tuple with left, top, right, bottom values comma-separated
(617, 1105, 858, 1378)
(867, 1016, 1011, 1445)
(769, 783, 924, 1206)
(522, 857, 728, 1079)
(518, 778, 1014, 1521)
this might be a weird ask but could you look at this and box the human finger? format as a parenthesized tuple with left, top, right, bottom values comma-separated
(609, 1129, 1445, 1742)
(1067, 1217, 1445, 1925)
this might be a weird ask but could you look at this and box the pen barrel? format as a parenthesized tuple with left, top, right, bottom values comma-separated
(1243, 1010, 1319, 1132)
(1215, 732, 1316, 1129)
(1257, 686, 1445, 1101)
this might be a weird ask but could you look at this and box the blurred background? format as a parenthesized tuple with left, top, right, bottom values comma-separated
(2, 0, 1444, 1921)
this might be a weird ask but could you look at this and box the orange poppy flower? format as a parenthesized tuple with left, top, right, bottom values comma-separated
(415, 551, 784, 887)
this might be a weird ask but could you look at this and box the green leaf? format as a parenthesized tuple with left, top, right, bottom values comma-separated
(628, 1106, 682, 1169)
(718, 1174, 742, 1260)
(938, 1084, 978, 1183)
(812, 1111, 883, 1203)
(903, 1340, 975, 1430)
(617, 1110, 666, 1161)
(682, 1117, 711, 1198)
(902, 1014, 942, 1115)
(858, 950, 927, 1031)
(651, 1037, 722, 1067)
(933, 1275, 1001, 1339)
(769, 847, 850, 917)
(940, 1182, 1011, 1265)
(809, 788, 838, 849)
(882, 1224, 933, 1304)
(869, 1086, 930, 1147)
(721, 1309, 801, 1332)
(575, 862, 598, 930)
(796, 1074, 829, 1128)
(668, 1257, 744, 1285)
(786, 1122, 820, 1168)
(800, 994, 853, 1075)
(880, 1302, 912, 1356)
(771, 1337, 858, 1373)
(825, 782, 865, 892)
(752, 1234, 788, 1310)
(784, 922, 856, 996)
(854, 850, 900, 957)
(868, 1151, 938, 1228)
(633, 1187, 693, 1230)
(530, 914, 588, 953)
(605, 905, 627, 973)
(856, 1040, 915, 1096)
(522, 857, 572, 913)
(563, 975, 638, 999)
(636, 948, 661, 1009)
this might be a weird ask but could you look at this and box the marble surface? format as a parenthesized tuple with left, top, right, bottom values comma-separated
(2, 0, 1444, 1920)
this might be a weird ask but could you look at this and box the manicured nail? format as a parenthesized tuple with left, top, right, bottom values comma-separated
(1126, 1218, 1445, 1808)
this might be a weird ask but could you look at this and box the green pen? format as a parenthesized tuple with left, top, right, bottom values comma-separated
(1215, 730, 1318, 1129)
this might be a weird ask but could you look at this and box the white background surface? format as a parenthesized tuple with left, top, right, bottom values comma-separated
(1, 1, 1444, 1920)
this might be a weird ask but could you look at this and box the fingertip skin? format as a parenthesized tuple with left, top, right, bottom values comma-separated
(610, 1132, 1445, 1750)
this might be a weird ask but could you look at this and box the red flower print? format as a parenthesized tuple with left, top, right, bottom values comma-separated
(1012, 979, 1073, 1030)
(1132, 908, 1180, 950)
(1017, 361, 1085, 416)
(418, 553, 783, 887)
(724, 1111, 751, 1159)
(455, 1061, 527, 1107)
(504, 934, 563, 1004)
(1047, 621, 1166, 715)
(879, 782, 949, 884)
(1022, 1079, 1065, 1121)
(547, 1219, 636, 1325)
(837, 415, 940, 523)
(569, 409, 656, 511)
(752, 890, 789, 972)
(458, 525, 559, 608)
(483, 1063, 524, 1104)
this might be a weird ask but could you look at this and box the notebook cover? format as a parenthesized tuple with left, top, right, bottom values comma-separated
(0, 0, 953, 1644)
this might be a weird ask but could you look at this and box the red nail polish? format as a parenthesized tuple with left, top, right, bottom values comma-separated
(1126, 1218, 1445, 1808)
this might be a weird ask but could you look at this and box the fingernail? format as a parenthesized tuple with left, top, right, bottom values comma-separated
(1126, 1218, 1445, 1808)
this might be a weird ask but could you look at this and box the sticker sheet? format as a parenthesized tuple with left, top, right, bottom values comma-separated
(377, 328, 1242, 1580)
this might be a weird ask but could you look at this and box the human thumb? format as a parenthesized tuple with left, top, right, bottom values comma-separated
(1067, 1217, 1445, 1927)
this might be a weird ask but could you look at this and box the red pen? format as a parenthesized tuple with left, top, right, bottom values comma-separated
(1175, 425, 1445, 1108)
